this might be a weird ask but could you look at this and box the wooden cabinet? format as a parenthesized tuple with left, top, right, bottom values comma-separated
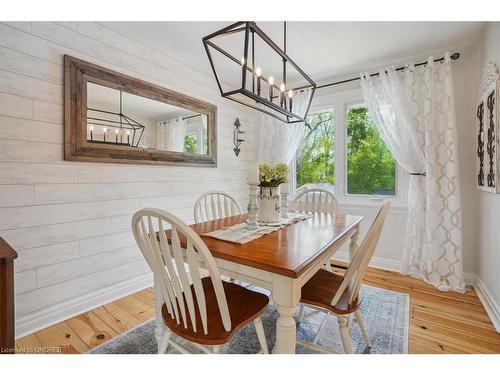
(0, 237, 17, 354)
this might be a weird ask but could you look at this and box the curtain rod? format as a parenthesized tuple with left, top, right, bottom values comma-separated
(314, 52, 460, 90)
(182, 113, 202, 120)
(162, 114, 201, 123)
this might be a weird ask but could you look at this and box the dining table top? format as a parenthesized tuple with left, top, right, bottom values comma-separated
(187, 213, 363, 279)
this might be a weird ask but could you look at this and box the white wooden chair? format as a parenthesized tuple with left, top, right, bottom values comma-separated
(292, 187, 340, 299)
(194, 191, 242, 284)
(194, 191, 242, 224)
(291, 187, 338, 214)
(296, 201, 390, 354)
(132, 208, 269, 354)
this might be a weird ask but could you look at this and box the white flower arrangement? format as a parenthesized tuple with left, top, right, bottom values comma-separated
(258, 162, 289, 187)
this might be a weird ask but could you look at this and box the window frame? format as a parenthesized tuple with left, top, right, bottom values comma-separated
(293, 107, 336, 193)
(293, 88, 408, 208)
(343, 101, 400, 200)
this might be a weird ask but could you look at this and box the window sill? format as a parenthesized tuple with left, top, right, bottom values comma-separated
(337, 200, 408, 214)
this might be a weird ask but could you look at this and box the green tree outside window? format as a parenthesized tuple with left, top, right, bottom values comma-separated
(296, 112, 335, 189)
(184, 134, 198, 153)
(346, 107, 395, 195)
(295, 107, 396, 196)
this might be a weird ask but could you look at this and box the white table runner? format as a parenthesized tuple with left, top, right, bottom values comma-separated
(201, 212, 313, 244)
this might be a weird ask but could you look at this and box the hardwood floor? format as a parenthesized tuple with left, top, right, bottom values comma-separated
(15, 267, 500, 354)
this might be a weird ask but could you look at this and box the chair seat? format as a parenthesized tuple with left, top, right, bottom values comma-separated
(162, 277, 269, 345)
(300, 269, 361, 315)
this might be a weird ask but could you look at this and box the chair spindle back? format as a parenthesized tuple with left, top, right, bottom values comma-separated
(132, 208, 231, 335)
(292, 187, 338, 214)
(194, 191, 242, 224)
(330, 201, 391, 307)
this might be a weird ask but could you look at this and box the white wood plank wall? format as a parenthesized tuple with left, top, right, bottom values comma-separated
(0, 22, 259, 336)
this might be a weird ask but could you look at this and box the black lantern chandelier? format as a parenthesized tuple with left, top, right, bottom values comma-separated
(203, 22, 316, 124)
(86, 91, 145, 147)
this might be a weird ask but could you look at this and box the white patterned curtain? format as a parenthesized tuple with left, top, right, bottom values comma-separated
(360, 52, 464, 292)
(157, 117, 186, 152)
(138, 123, 157, 148)
(257, 88, 311, 165)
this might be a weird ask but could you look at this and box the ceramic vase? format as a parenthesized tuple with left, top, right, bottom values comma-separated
(258, 186, 281, 223)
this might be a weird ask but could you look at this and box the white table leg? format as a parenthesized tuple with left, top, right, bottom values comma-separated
(272, 275, 300, 354)
(154, 276, 167, 348)
(349, 223, 360, 262)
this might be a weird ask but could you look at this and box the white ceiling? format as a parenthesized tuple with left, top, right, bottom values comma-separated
(87, 81, 196, 120)
(102, 21, 485, 85)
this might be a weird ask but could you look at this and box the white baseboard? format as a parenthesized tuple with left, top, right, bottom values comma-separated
(332, 251, 401, 272)
(474, 276, 500, 333)
(15, 273, 154, 339)
(332, 251, 477, 286)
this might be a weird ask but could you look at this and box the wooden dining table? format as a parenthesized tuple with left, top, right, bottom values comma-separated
(153, 212, 363, 354)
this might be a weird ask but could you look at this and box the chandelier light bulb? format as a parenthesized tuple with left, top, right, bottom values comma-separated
(268, 76, 275, 102)
(103, 128, 107, 133)
(203, 22, 316, 123)
(115, 129, 119, 134)
(90, 126, 94, 131)
(127, 130, 131, 135)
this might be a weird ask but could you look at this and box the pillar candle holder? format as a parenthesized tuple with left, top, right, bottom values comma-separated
(246, 183, 260, 231)
(281, 191, 289, 219)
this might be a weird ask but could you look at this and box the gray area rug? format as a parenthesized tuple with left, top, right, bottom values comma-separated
(89, 285, 409, 354)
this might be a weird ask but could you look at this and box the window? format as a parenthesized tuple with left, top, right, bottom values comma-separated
(184, 132, 207, 154)
(346, 105, 396, 196)
(293, 95, 402, 205)
(295, 111, 335, 190)
(184, 134, 198, 153)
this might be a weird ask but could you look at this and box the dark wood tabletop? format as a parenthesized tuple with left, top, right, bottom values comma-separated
(188, 213, 363, 279)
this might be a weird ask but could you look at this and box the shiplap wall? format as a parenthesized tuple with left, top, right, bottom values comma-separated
(0, 21, 259, 337)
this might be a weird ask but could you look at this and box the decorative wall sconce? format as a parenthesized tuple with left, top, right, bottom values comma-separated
(233, 118, 244, 156)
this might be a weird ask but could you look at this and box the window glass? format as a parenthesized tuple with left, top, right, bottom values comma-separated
(296, 111, 335, 191)
(346, 105, 396, 196)
(184, 134, 198, 153)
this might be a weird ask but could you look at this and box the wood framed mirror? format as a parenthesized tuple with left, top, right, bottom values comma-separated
(64, 55, 217, 167)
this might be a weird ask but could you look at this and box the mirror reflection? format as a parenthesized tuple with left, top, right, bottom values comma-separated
(86, 82, 208, 155)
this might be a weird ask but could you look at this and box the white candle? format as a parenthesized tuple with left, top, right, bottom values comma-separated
(255, 66, 262, 96)
(268, 75, 274, 101)
(248, 164, 260, 185)
(279, 83, 286, 107)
